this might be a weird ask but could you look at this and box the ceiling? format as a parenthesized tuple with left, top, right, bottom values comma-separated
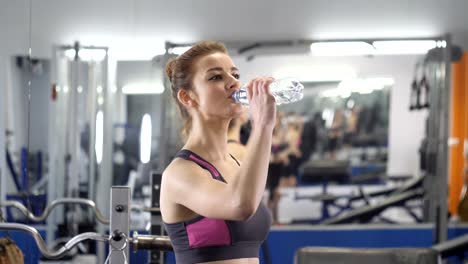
(1, 0, 468, 58)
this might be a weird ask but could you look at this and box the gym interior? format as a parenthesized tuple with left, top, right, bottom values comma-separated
(1, 1, 468, 263)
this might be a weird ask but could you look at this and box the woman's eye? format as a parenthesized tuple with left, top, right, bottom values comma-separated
(209, 75, 222, 81)
(233, 73, 240, 79)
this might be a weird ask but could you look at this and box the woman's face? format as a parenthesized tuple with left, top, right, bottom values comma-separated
(190, 52, 243, 120)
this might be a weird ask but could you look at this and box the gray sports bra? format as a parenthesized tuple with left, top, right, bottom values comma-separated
(163, 149, 272, 263)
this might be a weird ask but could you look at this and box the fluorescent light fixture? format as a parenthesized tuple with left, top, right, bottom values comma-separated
(98, 96, 104, 105)
(108, 44, 166, 60)
(321, 88, 351, 98)
(372, 40, 438, 55)
(65, 49, 76, 60)
(65, 48, 107, 61)
(310, 41, 375, 56)
(140, 114, 152, 164)
(95, 111, 104, 164)
(77, 86, 83, 93)
(122, 83, 165, 94)
(373, 77, 395, 85)
(56, 85, 61, 92)
(321, 77, 394, 98)
(339, 79, 375, 94)
(169, 46, 192, 55)
(274, 65, 357, 82)
(63, 86, 69, 93)
(78, 49, 107, 61)
(97, 85, 103, 94)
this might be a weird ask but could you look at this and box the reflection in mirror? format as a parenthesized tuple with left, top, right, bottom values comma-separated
(4, 56, 50, 222)
(232, 53, 423, 225)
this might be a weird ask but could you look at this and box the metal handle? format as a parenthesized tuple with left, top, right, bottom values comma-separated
(0, 223, 108, 259)
(0, 224, 173, 260)
(130, 231, 173, 252)
(1, 199, 161, 224)
(0, 198, 109, 224)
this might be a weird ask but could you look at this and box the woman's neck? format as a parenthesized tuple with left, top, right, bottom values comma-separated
(185, 117, 231, 162)
(227, 124, 242, 143)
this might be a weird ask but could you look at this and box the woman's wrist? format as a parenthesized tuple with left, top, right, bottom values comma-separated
(251, 123, 275, 136)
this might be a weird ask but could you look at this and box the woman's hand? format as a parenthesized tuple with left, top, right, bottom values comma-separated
(246, 77, 276, 130)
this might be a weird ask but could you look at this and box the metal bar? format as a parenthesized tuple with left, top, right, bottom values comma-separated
(166, 37, 447, 56)
(433, 233, 468, 258)
(0, 223, 108, 259)
(0, 198, 109, 224)
(150, 172, 164, 263)
(0, 223, 174, 260)
(96, 52, 111, 263)
(321, 189, 425, 225)
(88, 61, 97, 206)
(109, 186, 130, 264)
(131, 231, 172, 252)
(423, 46, 443, 227)
(0, 55, 6, 218)
(435, 33, 452, 243)
(5, 149, 21, 191)
(47, 45, 61, 245)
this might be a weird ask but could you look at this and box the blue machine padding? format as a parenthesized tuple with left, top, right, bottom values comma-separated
(5, 194, 47, 223)
(265, 226, 468, 264)
(0, 229, 46, 264)
(351, 164, 386, 177)
(6, 150, 21, 191)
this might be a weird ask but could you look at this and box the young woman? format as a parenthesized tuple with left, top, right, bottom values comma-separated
(160, 41, 275, 264)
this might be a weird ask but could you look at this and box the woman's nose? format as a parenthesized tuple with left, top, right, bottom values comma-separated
(228, 77, 240, 90)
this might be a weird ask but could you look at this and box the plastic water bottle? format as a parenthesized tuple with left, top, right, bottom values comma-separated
(231, 77, 304, 105)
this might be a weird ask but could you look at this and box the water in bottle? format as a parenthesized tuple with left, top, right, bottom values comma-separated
(231, 77, 304, 105)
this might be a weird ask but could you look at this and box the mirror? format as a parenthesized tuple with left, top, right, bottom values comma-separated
(230, 53, 423, 224)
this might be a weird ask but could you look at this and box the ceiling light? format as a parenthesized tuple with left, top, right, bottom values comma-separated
(169, 46, 192, 55)
(108, 46, 166, 61)
(140, 114, 152, 164)
(65, 48, 107, 61)
(310, 41, 375, 56)
(273, 65, 357, 82)
(372, 40, 438, 55)
(95, 111, 104, 164)
(122, 83, 165, 94)
(78, 49, 107, 61)
(65, 49, 76, 60)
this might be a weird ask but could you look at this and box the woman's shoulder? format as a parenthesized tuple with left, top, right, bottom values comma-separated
(163, 157, 205, 183)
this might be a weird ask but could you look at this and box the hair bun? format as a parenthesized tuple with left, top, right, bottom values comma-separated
(165, 58, 177, 82)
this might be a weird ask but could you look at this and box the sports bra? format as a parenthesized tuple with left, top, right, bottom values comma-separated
(163, 149, 272, 263)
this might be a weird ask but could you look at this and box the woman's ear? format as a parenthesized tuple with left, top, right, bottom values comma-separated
(177, 89, 198, 108)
